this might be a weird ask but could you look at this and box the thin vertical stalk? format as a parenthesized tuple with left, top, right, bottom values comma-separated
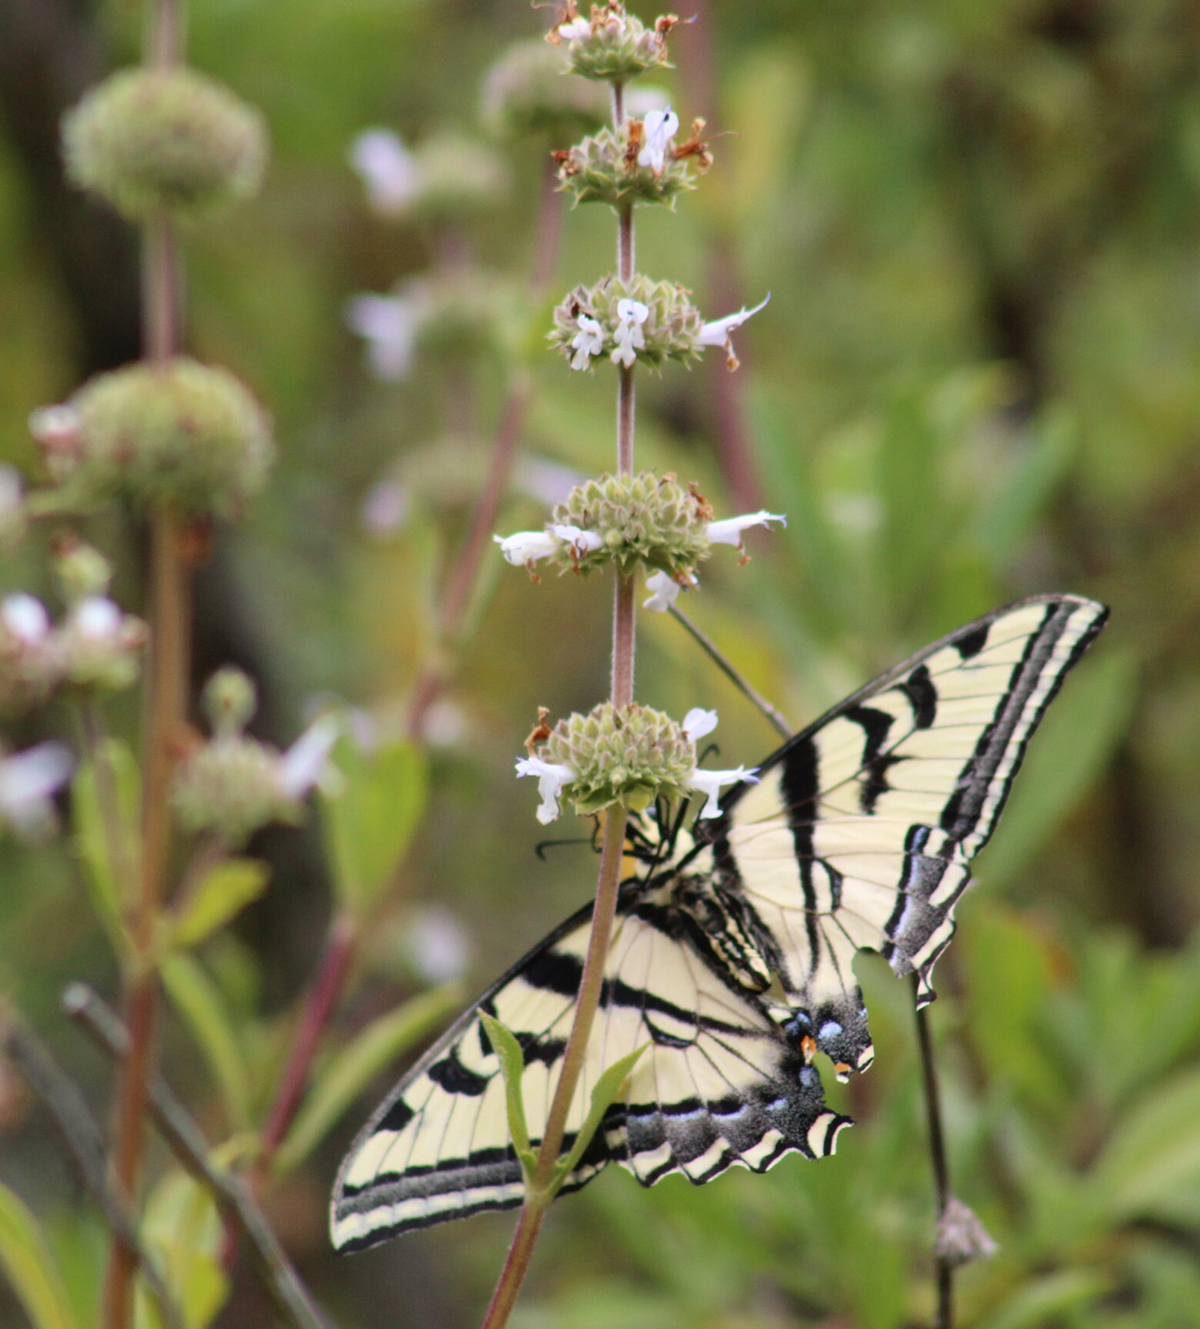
(481, 74, 640, 1329)
(914, 979, 954, 1329)
(102, 4, 190, 1326)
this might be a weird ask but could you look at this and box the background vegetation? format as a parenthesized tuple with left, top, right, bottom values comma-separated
(1, 1, 1199, 1326)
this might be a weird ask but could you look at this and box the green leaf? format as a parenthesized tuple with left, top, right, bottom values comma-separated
(171, 859, 270, 951)
(274, 982, 462, 1173)
(0, 1182, 80, 1329)
(136, 1170, 227, 1329)
(72, 738, 140, 954)
(978, 406, 1077, 564)
(973, 1269, 1112, 1329)
(322, 737, 427, 919)
(977, 647, 1137, 889)
(1090, 1064, 1200, 1227)
(551, 1045, 647, 1194)
(161, 954, 250, 1130)
(481, 1013, 535, 1176)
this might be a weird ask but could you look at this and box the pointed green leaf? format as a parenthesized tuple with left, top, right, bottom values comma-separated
(551, 1045, 647, 1194)
(136, 1170, 227, 1329)
(0, 1182, 80, 1329)
(71, 738, 140, 953)
(322, 738, 427, 919)
(978, 406, 1077, 564)
(171, 859, 270, 951)
(274, 982, 463, 1173)
(481, 1012, 534, 1174)
(161, 955, 250, 1130)
(973, 1269, 1111, 1329)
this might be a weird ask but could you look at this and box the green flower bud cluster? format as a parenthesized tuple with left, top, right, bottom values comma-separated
(551, 470, 711, 578)
(62, 68, 267, 223)
(414, 272, 508, 364)
(407, 134, 508, 227)
(551, 4, 677, 82)
(1, 585, 146, 714)
(550, 275, 704, 369)
(482, 40, 609, 143)
(540, 702, 695, 815)
(62, 358, 273, 518)
(173, 669, 296, 845)
(555, 124, 696, 210)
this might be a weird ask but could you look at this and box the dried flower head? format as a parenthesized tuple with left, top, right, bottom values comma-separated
(548, 3, 677, 82)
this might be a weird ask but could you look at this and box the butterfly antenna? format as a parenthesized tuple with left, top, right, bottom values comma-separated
(533, 836, 594, 862)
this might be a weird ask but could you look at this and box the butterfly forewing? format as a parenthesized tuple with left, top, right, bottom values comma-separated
(332, 594, 1106, 1251)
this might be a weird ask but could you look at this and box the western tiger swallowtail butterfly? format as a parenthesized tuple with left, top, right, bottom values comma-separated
(331, 594, 1106, 1251)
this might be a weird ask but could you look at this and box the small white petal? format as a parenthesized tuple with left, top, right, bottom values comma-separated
(28, 404, 81, 448)
(405, 906, 471, 985)
(682, 708, 718, 743)
(698, 294, 771, 347)
(1, 594, 50, 645)
(361, 480, 409, 536)
(0, 465, 23, 514)
(638, 107, 679, 172)
(0, 741, 74, 837)
(515, 756, 577, 824)
(494, 530, 560, 566)
(706, 510, 787, 547)
(350, 129, 418, 213)
(616, 298, 649, 325)
(642, 570, 683, 612)
(569, 314, 605, 371)
(278, 715, 343, 799)
(557, 18, 592, 40)
(73, 596, 122, 641)
(689, 765, 759, 819)
(548, 524, 603, 557)
(345, 293, 419, 381)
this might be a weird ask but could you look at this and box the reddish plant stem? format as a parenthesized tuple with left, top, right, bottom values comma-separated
(259, 913, 358, 1163)
(480, 76, 640, 1329)
(102, 7, 189, 1324)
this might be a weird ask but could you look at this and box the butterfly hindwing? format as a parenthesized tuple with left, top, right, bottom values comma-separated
(331, 884, 849, 1251)
(332, 593, 1106, 1251)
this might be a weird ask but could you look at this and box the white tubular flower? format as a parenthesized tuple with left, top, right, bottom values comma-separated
(72, 596, 123, 641)
(494, 530, 560, 567)
(638, 106, 679, 173)
(1, 594, 51, 646)
(345, 291, 419, 381)
(515, 756, 577, 824)
(642, 570, 683, 612)
(557, 17, 592, 41)
(682, 708, 718, 743)
(707, 509, 787, 548)
(698, 293, 770, 368)
(689, 764, 758, 819)
(277, 714, 343, 800)
(611, 298, 649, 368)
(0, 741, 74, 841)
(570, 314, 605, 371)
(350, 129, 418, 215)
(548, 523, 603, 560)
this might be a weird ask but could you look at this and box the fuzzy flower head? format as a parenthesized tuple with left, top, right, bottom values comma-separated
(173, 673, 342, 844)
(548, 3, 679, 82)
(519, 702, 757, 823)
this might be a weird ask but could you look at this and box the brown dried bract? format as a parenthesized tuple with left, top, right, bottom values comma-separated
(672, 118, 713, 173)
(624, 119, 644, 172)
(524, 706, 553, 755)
(688, 481, 714, 523)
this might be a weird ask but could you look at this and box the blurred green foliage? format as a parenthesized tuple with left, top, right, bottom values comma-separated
(2, 1, 1200, 1327)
